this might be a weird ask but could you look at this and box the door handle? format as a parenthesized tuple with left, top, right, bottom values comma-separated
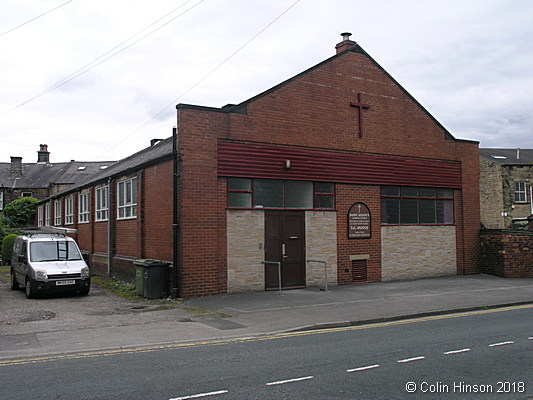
(282, 243, 288, 259)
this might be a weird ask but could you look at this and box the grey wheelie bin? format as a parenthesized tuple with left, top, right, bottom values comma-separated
(143, 260, 169, 299)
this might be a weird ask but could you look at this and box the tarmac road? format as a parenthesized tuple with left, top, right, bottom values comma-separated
(1, 306, 532, 400)
(1, 265, 532, 363)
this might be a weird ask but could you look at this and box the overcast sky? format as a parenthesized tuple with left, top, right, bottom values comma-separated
(1, 0, 532, 163)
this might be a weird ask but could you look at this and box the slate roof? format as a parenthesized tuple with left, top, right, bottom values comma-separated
(42, 136, 173, 200)
(479, 148, 533, 165)
(0, 160, 115, 189)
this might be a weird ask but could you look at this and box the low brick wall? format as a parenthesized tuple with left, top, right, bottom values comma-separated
(480, 230, 533, 278)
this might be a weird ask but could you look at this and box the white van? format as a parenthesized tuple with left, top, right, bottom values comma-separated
(11, 233, 91, 298)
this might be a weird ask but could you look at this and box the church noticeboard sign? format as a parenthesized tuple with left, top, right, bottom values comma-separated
(348, 202, 371, 239)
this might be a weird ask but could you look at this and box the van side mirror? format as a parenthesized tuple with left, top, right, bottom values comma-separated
(18, 255, 27, 264)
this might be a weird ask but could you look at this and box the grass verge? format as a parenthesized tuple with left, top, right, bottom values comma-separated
(92, 275, 184, 305)
(91, 275, 138, 301)
(0, 266, 10, 283)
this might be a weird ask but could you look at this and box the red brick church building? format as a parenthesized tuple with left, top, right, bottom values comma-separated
(176, 33, 480, 296)
(39, 33, 480, 298)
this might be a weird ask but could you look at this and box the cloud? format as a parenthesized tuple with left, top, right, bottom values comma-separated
(1, 0, 532, 163)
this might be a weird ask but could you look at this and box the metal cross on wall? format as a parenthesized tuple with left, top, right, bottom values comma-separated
(350, 92, 371, 138)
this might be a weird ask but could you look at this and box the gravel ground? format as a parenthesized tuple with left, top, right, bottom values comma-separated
(0, 267, 191, 336)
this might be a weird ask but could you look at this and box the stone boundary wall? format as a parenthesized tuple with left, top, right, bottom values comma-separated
(480, 230, 533, 278)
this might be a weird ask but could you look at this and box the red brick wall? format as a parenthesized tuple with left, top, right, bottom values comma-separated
(93, 222, 108, 254)
(177, 111, 229, 297)
(43, 161, 174, 284)
(336, 184, 382, 284)
(176, 47, 480, 296)
(481, 230, 533, 278)
(142, 161, 173, 261)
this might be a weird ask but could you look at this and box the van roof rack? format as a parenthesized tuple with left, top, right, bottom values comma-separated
(20, 227, 78, 236)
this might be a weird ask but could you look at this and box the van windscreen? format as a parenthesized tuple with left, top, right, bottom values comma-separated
(30, 241, 83, 262)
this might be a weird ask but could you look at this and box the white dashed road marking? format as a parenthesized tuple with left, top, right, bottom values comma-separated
(347, 364, 380, 372)
(443, 348, 471, 355)
(170, 390, 228, 400)
(266, 376, 314, 386)
(397, 356, 425, 363)
(488, 341, 514, 347)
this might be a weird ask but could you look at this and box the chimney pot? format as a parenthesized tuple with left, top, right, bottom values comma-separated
(335, 32, 357, 54)
(37, 144, 50, 163)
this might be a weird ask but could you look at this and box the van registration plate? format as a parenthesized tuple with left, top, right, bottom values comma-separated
(56, 280, 76, 286)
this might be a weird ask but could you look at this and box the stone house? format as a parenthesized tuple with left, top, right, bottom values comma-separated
(479, 148, 533, 229)
(0, 144, 113, 216)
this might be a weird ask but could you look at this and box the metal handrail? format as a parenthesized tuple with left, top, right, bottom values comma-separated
(261, 261, 282, 295)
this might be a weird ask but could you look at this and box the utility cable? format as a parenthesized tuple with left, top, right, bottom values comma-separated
(0, 0, 73, 37)
(99, 0, 301, 158)
(2, 0, 203, 114)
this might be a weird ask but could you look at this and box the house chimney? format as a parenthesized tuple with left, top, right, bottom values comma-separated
(37, 144, 50, 163)
(10, 156, 23, 177)
(335, 32, 356, 54)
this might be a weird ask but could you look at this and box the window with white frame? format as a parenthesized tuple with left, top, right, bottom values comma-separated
(0, 191, 3, 210)
(37, 205, 43, 227)
(95, 185, 109, 221)
(515, 182, 528, 203)
(45, 202, 51, 226)
(65, 196, 74, 225)
(79, 192, 89, 223)
(117, 177, 137, 219)
(54, 200, 62, 226)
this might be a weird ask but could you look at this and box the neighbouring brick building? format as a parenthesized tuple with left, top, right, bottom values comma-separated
(479, 148, 533, 229)
(36, 138, 173, 281)
(38, 34, 481, 298)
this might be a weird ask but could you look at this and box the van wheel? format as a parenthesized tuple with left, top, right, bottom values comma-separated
(25, 278, 37, 299)
(11, 270, 20, 290)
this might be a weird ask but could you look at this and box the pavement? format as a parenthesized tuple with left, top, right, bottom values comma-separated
(1, 273, 532, 361)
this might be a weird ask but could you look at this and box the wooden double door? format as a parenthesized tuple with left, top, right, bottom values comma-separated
(264, 211, 306, 290)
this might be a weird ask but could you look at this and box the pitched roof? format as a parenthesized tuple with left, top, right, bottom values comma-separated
(479, 148, 533, 165)
(0, 160, 115, 189)
(77, 136, 173, 186)
(41, 136, 173, 200)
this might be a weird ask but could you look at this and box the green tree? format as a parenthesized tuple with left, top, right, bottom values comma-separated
(1, 233, 18, 263)
(0, 197, 39, 228)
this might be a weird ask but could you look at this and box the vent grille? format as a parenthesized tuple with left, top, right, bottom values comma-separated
(47, 273, 81, 280)
(352, 260, 367, 283)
